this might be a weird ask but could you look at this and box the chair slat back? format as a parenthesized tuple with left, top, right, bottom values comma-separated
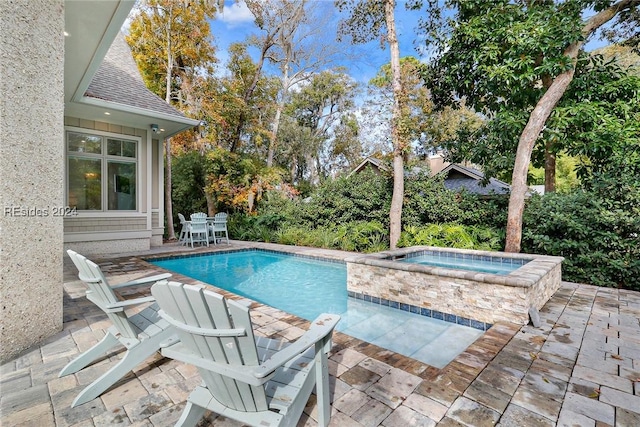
(190, 213, 208, 232)
(178, 213, 187, 224)
(214, 212, 228, 222)
(151, 282, 268, 412)
(67, 250, 138, 339)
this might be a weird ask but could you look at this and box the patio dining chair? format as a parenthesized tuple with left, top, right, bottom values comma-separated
(177, 213, 191, 246)
(60, 250, 178, 407)
(150, 281, 340, 427)
(210, 212, 229, 244)
(189, 212, 209, 247)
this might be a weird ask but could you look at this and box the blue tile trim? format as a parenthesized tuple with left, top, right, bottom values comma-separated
(385, 249, 529, 272)
(348, 292, 492, 331)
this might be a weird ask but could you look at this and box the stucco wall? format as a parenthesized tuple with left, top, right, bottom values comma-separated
(0, 0, 65, 362)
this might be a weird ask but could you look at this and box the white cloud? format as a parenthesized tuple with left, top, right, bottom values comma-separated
(217, 1, 254, 27)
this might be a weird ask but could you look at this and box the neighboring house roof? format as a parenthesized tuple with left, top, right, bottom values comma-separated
(85, 33, 186, 120)
(348, 157, 390, 177)
(438, 164, 511, 196)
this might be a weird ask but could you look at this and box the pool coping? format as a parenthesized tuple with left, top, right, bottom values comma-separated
(345, 245, 565, 288)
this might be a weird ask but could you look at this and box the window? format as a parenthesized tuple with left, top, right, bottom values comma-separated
(67, 131, 138, 211)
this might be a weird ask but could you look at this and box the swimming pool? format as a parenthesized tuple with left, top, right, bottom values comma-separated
(149, 249, 483, 368)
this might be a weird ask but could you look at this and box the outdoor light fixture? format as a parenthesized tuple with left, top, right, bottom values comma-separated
(150, 124, 159, 133)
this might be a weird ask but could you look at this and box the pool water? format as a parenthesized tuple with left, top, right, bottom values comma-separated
(400, 253, 525, 275)
(150, 250, 483, 368)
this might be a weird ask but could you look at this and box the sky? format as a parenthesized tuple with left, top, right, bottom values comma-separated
(209, 0, 429, 84)
(209, 1, 611, 85)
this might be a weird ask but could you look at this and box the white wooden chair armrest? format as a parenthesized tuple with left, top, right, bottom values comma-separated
(254, 313, 340, 379)
(111, 273, 172, 289)
(162, 343, 269, 386)
(159, 309, 246, 337)
(87, 292, 156, 313)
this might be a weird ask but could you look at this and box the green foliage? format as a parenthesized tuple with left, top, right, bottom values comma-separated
(227, 214, 280, 243)
(522, 168, 640, 289)
(281, 168, 391, 228)
(423, 1, 640, 183)
(528, 153, 581, 193)
(397, 224, 502, 251)
(172, 151, 208, 225)
(334, 221, 388, 252)
(402, 170, 508, 231)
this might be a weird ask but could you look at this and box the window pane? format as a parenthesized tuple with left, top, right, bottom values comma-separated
(107, 161, 136, 210)
(122, 140, 136, 158)
(107, 139, 137, 158)
(68, 132, 101, 154)
(68, 157, 102, 210)
(107, 139, 122, 156)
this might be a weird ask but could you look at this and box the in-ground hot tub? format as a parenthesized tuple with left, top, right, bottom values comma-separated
(345, 246, 564, 325)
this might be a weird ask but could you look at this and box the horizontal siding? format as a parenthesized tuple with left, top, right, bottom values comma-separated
(64, 216, 147, 233)
(152, 211, 160, 228)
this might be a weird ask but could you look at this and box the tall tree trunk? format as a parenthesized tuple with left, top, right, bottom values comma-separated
(386, 0, 404, 249)
(504, 0, 631, 252)
(542, 74, 556, 193)
(205, 191, 215, 217)
(267, 100, 284, 167)
(267, 60, 289, 168)
(544, 139, 556, 193)
(164, 137, 176, 240)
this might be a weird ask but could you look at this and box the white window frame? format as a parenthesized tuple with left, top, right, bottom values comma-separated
(65, 127, 141, 215)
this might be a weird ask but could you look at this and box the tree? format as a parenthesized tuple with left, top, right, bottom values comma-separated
(225, 0, 292, 153)
(423, 0, 640, 252)
(287, 69, 358, 183)
(264, 1, 345, 168)
(127, 0, 219, 239)
(367, 56, 435, 160)
(337, 0, 415, 248)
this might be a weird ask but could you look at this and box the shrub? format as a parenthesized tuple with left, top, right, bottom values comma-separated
(397, 223, 502, 251)
(522, 190, 640, 290)
(334, 221, 388, 252)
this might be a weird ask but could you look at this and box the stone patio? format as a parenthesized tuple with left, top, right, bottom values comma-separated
(1, 242, 639, 426)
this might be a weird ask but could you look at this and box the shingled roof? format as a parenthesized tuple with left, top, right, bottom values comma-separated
(85, 32, 186, 119)
(438, 164, 511, 196)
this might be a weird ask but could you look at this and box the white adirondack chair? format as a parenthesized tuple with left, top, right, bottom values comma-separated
(150, 281, 340, 427)
(61, 250, 178, 407)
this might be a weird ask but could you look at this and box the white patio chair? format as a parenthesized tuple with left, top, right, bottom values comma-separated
(60, 250, 178, 407)
(150, 281, 340, 427)
(189, 212, 209, 247)
(210, 212, 229, 244)
(177, 213, 191, 246)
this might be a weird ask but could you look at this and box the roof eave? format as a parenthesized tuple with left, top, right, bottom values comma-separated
(69, 96, 200, 139)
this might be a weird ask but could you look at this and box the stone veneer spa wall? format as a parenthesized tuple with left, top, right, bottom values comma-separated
(345, 246, 563, 325)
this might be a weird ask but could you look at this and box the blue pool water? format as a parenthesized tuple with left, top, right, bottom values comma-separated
(400, 252, 527, 275)
(150, 250, 483, 368)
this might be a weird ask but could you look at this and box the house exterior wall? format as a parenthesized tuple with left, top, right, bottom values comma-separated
(0, 0, 65, 362)
(62, 117, 164, 254)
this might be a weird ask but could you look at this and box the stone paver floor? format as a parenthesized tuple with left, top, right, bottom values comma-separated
(1, 242, 639, 426)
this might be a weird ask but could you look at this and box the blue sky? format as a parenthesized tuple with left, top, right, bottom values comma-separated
(209, 1, 610, 85)
(209, 1, 428, 84)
